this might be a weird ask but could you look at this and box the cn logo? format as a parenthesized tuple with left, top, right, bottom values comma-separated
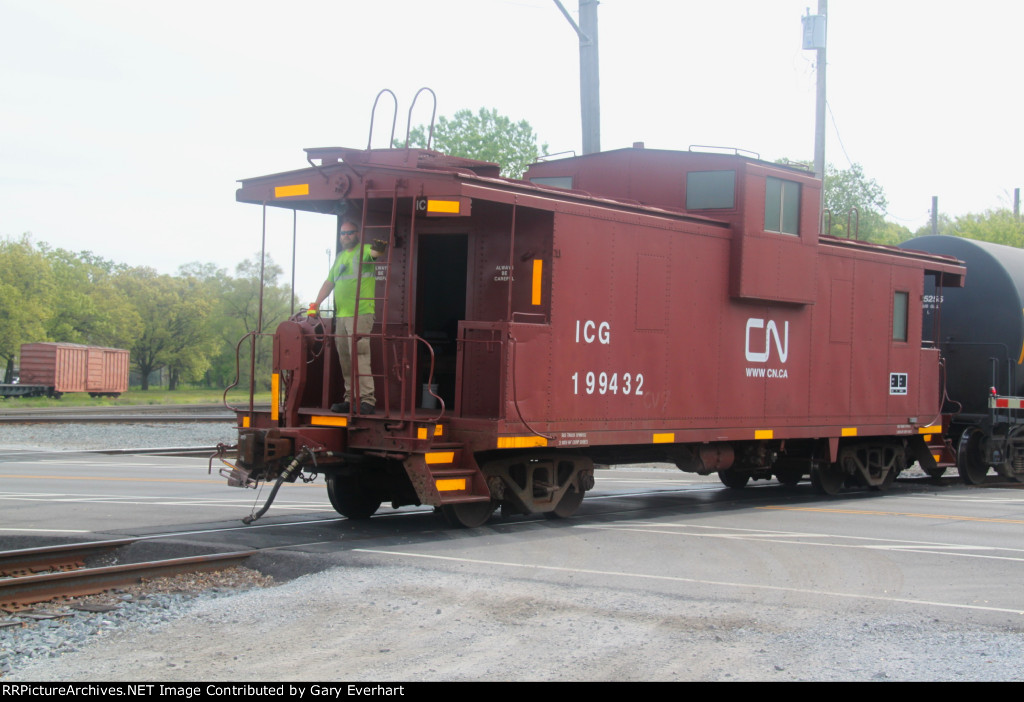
(745, 318, 789, 363)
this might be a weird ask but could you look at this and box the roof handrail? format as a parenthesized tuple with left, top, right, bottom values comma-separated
(688, 144, 761, 160)
(367, 89, 398, 151)
(404, 87, 437, 150)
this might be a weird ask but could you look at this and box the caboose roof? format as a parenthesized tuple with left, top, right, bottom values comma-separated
(527, 144, 814, 176)
(522, 145, 819, 211)
(235, 145, 964, 287)
(236, 146, 731, 229)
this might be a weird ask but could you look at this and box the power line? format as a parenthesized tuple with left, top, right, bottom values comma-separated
(825, 100, 853, 169)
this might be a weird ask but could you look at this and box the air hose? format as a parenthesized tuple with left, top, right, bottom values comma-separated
(242, 448, 310, 525)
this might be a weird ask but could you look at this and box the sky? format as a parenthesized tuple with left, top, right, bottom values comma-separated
(2, 0, 1022, 303)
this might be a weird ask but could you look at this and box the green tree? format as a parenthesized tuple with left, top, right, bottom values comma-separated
(403, 107, 548, 178)
(915, 209, 1024, 247)
(183, 255, 295, 391)
(866, 219, 914, 246)
(113, 267, 218, 390)
(227, 256, 294, 391)
(39, 246, 140, 348)
(822, 163, 894, 242)
(165, 275, 219, 391)
(775, 160, 911, 245)
(0, 235, 55, 382)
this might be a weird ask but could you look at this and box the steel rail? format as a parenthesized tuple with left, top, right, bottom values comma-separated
(0, 446, 223, 459)
(0, 403, 268, 423)
(0, 403, 235, 415)
(0, 538, 139, 577)
(0, 550, 257, 611)
(0, 414, 236, 424)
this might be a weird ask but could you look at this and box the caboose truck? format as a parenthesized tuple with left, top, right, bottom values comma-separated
(218, 94, 965, 527)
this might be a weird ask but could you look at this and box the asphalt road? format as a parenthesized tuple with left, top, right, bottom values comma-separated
(3, 453, 1024, 680)
(3, 452, 1024, 621)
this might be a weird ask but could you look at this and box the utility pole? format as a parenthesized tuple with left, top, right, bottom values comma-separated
(554, 0, 601, 154)
(814, 1, 827, 180)
(802, 2, 828, 180)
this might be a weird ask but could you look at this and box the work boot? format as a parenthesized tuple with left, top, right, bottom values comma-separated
(330, 401, 350, 413)
(359, 402, 375, 415)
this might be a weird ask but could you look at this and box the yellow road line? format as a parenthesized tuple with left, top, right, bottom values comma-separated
(760, 505, 1024, 526)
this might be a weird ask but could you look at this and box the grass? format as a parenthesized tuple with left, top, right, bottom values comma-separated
(0, 387, 273, 408)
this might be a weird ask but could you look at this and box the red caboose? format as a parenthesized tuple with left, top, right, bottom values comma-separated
(223, 141, 964, 526)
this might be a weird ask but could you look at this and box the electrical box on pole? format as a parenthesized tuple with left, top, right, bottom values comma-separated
(802, 12, 827, 50)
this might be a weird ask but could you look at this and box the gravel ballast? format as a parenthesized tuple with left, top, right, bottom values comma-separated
(4, 563, 1024, 682)
(0, 421, 236, 452)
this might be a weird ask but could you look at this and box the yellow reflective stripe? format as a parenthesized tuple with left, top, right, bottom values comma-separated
(274, 183, 309, 198)
(1020, 308, 1024, 364)
(652, 433, 674, 443)
(436, 478, 466, 491)
(532, 259, 543, 305)
(311, 415, 348, 427)
(425, 451, 455, 464)
(841, 427, 857, 437)
(427, 199, 460, 214)
(497, 436, 548, 449)
(242, 415, 250, 428)
(754, 429, 774, 440)
(271, 373, 280, 421)
(417, 427, 428, 440)
(435, 424, 444, 436)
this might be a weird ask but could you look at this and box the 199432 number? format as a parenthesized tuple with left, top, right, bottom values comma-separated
(571, 371, 644, 396)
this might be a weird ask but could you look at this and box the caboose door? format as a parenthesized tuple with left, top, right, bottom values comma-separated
(415, 233, 469, 411)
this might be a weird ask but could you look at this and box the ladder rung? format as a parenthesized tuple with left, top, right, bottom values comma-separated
(349, 191, 438, 423)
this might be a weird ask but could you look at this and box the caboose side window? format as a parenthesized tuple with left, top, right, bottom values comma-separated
(686, 170, 735, 210)
(764, 177, 800, 235)
(893, 291, 909, 342)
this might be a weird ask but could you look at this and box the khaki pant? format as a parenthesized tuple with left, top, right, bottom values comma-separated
(334, 315, 375, 406)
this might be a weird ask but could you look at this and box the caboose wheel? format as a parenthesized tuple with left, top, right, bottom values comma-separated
(439, 501, 495, 528)
(811, 463, 844, 495)
(326, 474, 382, 520)
(543, 487, 585, 519)
(717, 468, 749, 489)
(957, 427, 990, 485)
(867, 465, 897, 491)
(774, 466, 803, 486)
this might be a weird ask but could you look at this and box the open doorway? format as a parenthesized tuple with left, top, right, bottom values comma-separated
(415, 233, 468, 411)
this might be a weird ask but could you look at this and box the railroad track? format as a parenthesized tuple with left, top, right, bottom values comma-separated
(0, 403, 274, 424)
(0, 539, 256, 612)
(0, 404, 246, 424)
